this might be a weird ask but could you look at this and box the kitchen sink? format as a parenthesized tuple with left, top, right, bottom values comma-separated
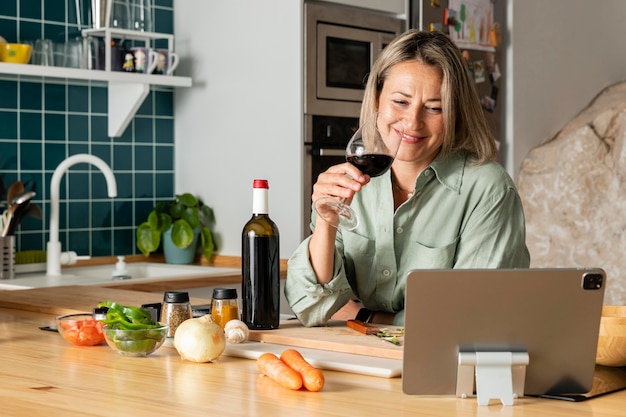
(0, 263, 240, 290)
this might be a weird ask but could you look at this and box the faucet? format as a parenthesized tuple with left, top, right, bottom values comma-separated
(46, 154, 117, 276)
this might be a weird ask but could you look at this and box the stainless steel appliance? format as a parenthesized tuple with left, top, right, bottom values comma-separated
(305, 1, 405, 118)
(303, 2, 405, 237)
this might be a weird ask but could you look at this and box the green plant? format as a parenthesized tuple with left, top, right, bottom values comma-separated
(136, 193, 216, 262)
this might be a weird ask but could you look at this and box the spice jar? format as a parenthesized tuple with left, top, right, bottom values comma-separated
(161, 291, 192, 343)
(211, 287, 240, 329)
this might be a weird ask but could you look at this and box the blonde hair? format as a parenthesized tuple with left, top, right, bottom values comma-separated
(361, 30, 496, 163)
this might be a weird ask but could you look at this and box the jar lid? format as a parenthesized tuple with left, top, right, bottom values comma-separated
(212, 287, 238, 300)
(163, 291, 190, 303)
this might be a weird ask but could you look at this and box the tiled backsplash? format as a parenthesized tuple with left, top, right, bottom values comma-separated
(0, 0, 176, 258)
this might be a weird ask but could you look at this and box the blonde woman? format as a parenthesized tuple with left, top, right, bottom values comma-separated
(286, 30, 530, 326)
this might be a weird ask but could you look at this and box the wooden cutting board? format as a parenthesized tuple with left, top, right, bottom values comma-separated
(248, 320, 404, 360)
(0, 285, 210, 316)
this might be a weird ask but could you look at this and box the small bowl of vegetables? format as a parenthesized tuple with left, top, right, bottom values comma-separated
(98, 300, 168, 357)
(103, 325, 168, 357)
(56, 313, 105, 346)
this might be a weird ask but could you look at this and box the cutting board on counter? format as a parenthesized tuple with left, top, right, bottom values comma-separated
(224, 341, 402, 378)
(248, 320, 403, 360)
(0, 285, 209, 315)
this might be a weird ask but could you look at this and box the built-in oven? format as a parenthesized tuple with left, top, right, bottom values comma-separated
(304, 1, 405, 118)
(302, 2, 404, 237)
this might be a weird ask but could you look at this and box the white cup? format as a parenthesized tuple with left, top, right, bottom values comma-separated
(153, 49, 179, 76)
(127, 47, 158, 73)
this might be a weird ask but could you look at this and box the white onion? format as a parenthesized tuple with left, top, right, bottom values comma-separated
(174, 314, 225, 362)
(224, 319, 250, 343)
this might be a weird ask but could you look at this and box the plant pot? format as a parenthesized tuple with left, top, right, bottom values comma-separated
(162, 226, 200, 264)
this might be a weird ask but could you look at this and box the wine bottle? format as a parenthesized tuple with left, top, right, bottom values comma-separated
(241, 179, 280, 329)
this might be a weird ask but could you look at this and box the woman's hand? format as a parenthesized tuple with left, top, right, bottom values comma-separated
(312, 163, 370, 205)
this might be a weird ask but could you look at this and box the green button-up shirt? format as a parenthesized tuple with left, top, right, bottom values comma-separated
(285, 152, 530, 326)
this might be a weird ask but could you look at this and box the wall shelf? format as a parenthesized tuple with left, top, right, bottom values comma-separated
(0, 57, 192, 137)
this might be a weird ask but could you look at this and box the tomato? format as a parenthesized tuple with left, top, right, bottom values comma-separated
(59, 318, 105, 346)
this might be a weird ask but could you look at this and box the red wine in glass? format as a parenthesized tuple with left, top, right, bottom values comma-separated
(346, 153, 394, 177)
(314, 112, 403, 230)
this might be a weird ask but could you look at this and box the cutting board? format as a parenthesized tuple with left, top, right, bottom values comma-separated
(248, 320, 403, 360)
(223, 341, 402, 378)
(0, 285, 210, 315)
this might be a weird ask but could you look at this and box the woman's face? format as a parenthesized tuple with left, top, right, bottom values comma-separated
(377, 61, 445, 171)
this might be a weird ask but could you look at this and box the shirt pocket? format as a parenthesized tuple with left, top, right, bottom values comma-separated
(404, 238, 459, 269)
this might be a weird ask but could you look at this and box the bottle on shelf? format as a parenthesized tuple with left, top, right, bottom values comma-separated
(241, 179, 280, 330)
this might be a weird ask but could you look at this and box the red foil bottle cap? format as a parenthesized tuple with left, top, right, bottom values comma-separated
(253, 179, 269, 189)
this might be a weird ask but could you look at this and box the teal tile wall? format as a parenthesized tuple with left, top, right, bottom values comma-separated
(0, 0, 176, 257)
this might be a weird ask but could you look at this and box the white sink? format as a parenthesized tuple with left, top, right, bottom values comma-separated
(0, 263, 240, 290)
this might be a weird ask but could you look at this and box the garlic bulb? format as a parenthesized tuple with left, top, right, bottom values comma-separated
(174, 314, 225, 362)
(224, 319, 250, 343)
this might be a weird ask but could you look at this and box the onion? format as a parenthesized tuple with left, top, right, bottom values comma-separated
(174, 314, 226, 362)
(224, 319, 249, 343)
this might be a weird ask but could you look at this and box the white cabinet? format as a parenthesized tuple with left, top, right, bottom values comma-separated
(0, 29, 191, 137)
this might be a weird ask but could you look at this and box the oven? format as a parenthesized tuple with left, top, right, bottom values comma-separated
(303, 114, 359, 236)
(302, 2, 404, 237)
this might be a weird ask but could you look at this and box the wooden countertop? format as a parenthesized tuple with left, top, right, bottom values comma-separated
(1, 289, 625, 416)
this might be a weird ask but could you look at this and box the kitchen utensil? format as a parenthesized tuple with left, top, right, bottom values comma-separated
(1, 191, 35, 237)
(153, 49, 179, 75)
(32, 39, 55, 66)
(56, 313, 106, 346)
(314, 112, 404, 230)
(346, 319, 403, 346)
(103, 323, 167, 356)
(6, 181, 25, 206)
(130, 0, 152, 32)
(90, 0, 111, 28)
(0, 43, 32, 64)
(0, 235, 15, 280)
(248, 319, 403, 360)
(109, 0, 131, 29)
(62, 38, 83, 68)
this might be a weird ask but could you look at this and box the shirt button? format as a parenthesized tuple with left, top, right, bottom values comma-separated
(396, 227, 403, 234)
(382, 270, 391, 277)
(425, 169, 432, 176)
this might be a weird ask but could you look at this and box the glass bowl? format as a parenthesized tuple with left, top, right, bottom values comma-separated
(56, 313, 105, 346)
(103, 324, 168, 357)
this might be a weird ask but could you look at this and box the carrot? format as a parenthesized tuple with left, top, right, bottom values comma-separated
(256, 352, 303, 390)
(280, 349, 325, 392)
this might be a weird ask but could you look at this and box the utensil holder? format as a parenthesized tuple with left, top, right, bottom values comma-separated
(1, 236, 15, 280)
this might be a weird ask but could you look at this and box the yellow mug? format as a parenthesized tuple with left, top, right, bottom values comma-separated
(0, 43, 33, 64)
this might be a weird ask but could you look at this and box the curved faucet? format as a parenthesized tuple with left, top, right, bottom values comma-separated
(46, 154, 117, 276)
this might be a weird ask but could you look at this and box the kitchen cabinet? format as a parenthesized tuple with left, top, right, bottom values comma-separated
(0, 28, 192, 137)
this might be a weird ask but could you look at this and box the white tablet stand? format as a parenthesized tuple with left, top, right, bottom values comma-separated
(456, 351, 529, 406)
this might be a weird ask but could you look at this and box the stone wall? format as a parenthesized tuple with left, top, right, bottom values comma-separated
(517, 82, 626, 306)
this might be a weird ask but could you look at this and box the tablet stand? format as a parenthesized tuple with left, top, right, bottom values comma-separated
(456, 351, 529, 406)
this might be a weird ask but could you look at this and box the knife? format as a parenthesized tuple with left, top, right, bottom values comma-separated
(346, 320, 402, 346)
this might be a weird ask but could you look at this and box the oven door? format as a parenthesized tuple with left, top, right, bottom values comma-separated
(302, 115, 358, 237)
(316, 23, 396, 103)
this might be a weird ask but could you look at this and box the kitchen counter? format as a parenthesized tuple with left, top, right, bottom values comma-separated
(1, 288, 625, 416)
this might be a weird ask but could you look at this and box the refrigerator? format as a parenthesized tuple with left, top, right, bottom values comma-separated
(410, 0, 505, 159)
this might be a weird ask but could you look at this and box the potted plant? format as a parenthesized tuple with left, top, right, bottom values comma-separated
(136, 193, 216, 264)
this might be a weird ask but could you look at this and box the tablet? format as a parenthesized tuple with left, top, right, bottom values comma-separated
(402, 268, 606, 398)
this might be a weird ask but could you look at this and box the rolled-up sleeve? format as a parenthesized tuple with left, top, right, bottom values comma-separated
(284, 237, 354, 327)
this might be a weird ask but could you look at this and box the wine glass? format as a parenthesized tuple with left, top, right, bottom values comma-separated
(314, 112, 404, 230)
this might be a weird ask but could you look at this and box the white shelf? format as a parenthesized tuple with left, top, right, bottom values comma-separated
(0, 56, 192, 137)
(0, 62, 191, 87)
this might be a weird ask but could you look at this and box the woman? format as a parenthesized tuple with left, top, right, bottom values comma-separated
(285, 30, 530, 326)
